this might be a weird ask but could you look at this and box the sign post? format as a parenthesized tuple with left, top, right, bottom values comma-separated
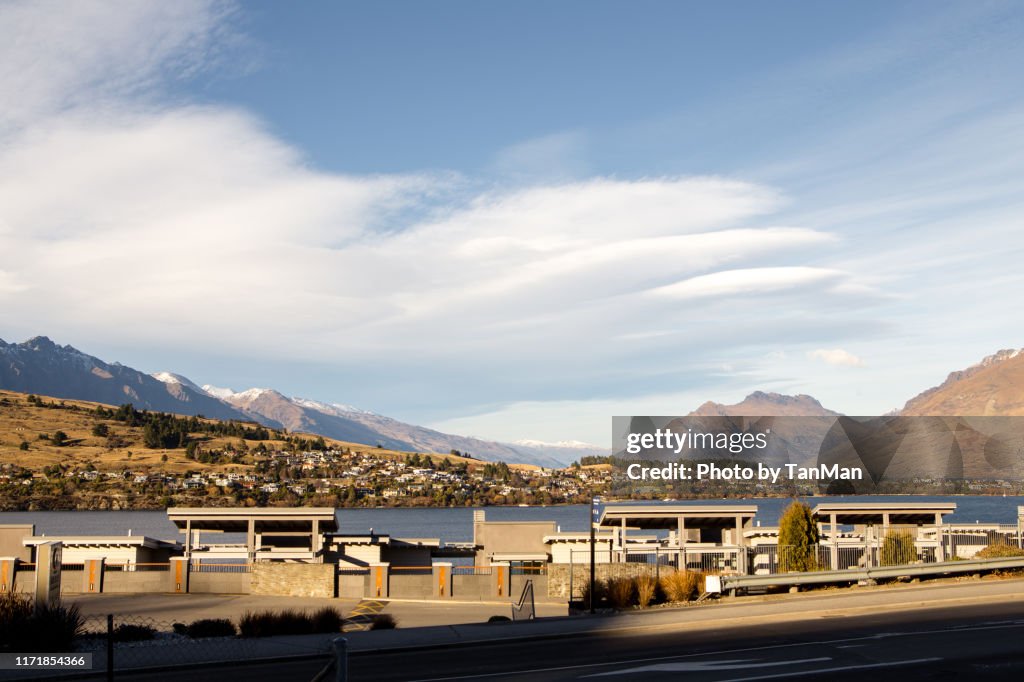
(589, 496, 600, 614)
(34, 541, 62, 610)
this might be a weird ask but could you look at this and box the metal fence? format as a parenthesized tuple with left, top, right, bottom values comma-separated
(451, 565, 493, 576)
(189, 562, 251, 573)
(564, 523, 1024, 581)
(0, 612, 340, 680)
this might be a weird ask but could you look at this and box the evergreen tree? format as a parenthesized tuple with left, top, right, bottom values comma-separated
(777, 500, 820, 572)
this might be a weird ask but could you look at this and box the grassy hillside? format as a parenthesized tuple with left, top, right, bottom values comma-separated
(0, 389, 525, 474)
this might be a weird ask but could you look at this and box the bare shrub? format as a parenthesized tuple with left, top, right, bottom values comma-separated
(659, 570, 705, 602)
(606, 577, 635, 609)
(369, 613, 397, 630)
(976, 543, 1024, 559)
(635, 574, 657, 608)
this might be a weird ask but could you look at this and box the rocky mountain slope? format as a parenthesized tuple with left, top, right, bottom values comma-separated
(689, 390, 840, 417)
(900, 349, 1024, 416)
(0, 336, 584, 467)
(0, 337, 248, 421)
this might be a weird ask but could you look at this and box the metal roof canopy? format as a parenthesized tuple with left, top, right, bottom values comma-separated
(167, 507, 339, 533)
(598, 504, 758, 530)
(811, 502, 956, 525)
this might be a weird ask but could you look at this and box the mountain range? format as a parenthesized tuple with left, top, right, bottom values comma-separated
(4, 335, 1024, 468)
(0, 336, 602, 467)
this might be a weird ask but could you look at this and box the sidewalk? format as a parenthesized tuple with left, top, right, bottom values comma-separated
(67, 593, 568, 629)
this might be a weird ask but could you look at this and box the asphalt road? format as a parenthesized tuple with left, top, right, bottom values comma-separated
(356, 601, 1024, 682)
(116, 583, 1024, 682)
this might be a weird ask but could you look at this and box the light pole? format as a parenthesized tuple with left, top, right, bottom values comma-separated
(589, 495, 600, 614)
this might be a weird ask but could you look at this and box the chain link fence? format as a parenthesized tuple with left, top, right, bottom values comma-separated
(1, 613, 337, 680)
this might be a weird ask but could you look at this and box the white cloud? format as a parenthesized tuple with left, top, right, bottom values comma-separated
(647, 266, 844, 300)
(0, 0, 238, 132)
(0, 0, 906, 443)
(491, 131, 590, 179)
(808, 349, 865, 368)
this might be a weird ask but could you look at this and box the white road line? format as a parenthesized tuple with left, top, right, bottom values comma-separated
(584, 657, 832, 677)
(718, 658, 942, 682)
(406, 622, 1023, 682)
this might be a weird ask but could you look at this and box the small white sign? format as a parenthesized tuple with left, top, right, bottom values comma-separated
(705, 574, 722, 594)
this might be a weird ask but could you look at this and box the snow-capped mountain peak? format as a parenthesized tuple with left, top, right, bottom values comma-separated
(152, 372, 204, 393)
(291, 396, 370, 415)
(202, 385, 237, 400)
(513, 439, 603, 450)
(231, 387, 273, 401)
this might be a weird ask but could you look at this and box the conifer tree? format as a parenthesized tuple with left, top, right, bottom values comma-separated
(777, 500, 820, 572)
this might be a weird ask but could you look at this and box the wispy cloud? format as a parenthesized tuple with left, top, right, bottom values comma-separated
(808, 348, 865, 368)
(4, 1, 1021, 445)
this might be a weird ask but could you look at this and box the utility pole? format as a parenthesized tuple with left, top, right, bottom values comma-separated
(589, 495, 600, 614)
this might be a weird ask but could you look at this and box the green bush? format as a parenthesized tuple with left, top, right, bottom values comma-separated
(778, 501, 820, 572)
(880, 530, 916, 567)
(0, 593, 84, 652)
(185, 618, 236, 638)
(976, 543, 1024, 559)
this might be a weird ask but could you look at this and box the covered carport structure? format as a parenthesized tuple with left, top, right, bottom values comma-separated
(167, 507, 338, 563)
(812, 502, 956, 564)
(598, 504, 758, 573)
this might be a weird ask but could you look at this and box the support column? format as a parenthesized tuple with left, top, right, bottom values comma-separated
(183, 520, 192, 560)
(830, 513, 839, 570)
(246, 519, 256, 562)
(433, 562, 453, 599)
(0, 557, 17, 593)
(82, 558, 104, 594)
(735, 515, 746, 574)
(312, 519, 321, 562)
(678, 515, 686, 570)
(935, 513, 945, 562)
(169, 557, 189, 594)
(368, 562, 389, 599)
(492, 561, 510, 599)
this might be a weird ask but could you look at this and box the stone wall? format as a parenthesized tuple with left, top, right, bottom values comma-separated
(547, 563, 673, 599)
(250, 563, 335, 597)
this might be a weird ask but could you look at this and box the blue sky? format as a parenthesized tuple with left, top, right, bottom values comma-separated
(2, 1, 1024, 446)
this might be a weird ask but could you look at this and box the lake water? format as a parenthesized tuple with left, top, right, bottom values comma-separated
(2, 495, 1022, 543)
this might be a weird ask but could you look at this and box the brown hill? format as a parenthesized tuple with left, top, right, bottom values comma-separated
(0, 389, 488, 474)
(900, 349, 1024, 416)
(689, 391, 839, 417)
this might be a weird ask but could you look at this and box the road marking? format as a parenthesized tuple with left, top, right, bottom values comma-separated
(344, 599, 389, 632)
(585, 657, 831, 677)
(718, 658, 942, 682)
(406, 622, 1022, 681)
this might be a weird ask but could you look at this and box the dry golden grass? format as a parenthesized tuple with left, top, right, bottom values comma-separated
(659, 570, 705, 602)
(635, 574, 657, 608)
(0, 389, 498, 473)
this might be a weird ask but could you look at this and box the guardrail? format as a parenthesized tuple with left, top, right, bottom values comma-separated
(719, 556, 1024, 592)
